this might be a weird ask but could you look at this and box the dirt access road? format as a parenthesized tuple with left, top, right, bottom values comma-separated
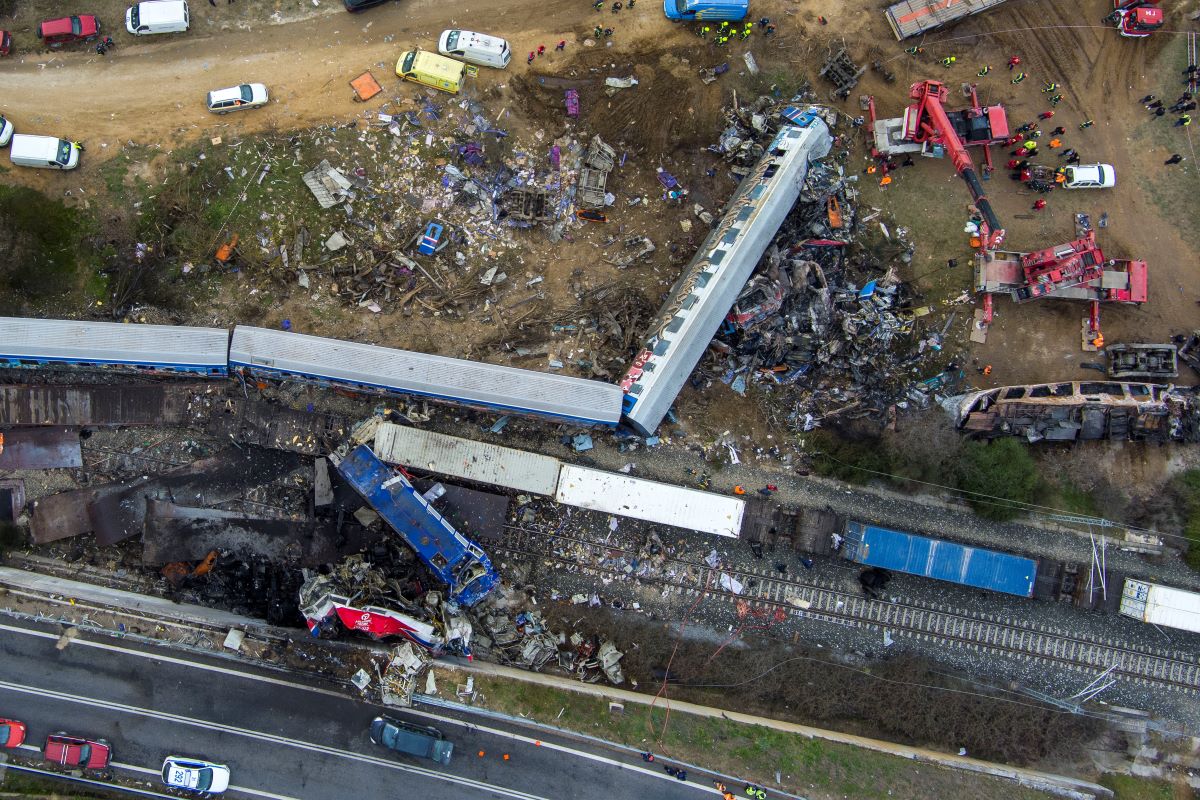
(0, 0, 608, 155)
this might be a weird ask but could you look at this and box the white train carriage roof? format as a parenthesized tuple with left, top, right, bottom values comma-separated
(555, 463, 744, 537)
(229, 326, 623, 426)
(373, 422, 563, 496)
(0, 317, 230, 370)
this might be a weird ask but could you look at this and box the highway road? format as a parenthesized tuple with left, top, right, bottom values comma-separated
(0, 618, 713, 799)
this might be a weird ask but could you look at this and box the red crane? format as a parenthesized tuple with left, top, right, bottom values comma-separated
(1107, 0, 1164, 38)
(904, 80, 1008, 249)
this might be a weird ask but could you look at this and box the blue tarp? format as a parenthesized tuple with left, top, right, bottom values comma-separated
(844, 522, 1036, 597)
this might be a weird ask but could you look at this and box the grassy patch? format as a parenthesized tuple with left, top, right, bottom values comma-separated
(452, 668, 1063, 800)
(1098, 774, 1177, 800)
(0, 185, 89, 314)
(0, 769, 124, 797)
(1042, 480, 1101, 518)
(1170, 469, 1200, 571)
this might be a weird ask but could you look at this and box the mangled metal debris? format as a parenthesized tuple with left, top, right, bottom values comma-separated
(302, 160, 354, 209)
(379, 641, 434, 707)
(946, 382, 1200, 442)
(577, 135, 616, 210)
(818, 48, 866, 99)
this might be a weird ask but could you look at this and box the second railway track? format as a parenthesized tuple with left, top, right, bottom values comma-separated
(496, 525, 1200, 694)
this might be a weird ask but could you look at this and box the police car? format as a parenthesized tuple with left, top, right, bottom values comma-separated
(161, 756, 231, 794)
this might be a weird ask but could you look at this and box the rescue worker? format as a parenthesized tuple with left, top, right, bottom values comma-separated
(593, 0, 603, 10)
(765, 22, 776, 35)
(603, 27, 613, 36)
(717, 34, 729, 46)
(537, 44, 546, 56)
(940, 55, 956, 67)
(527, 51, 535, 64)
(904, 46, 923, 56)
(879, 175, 892, 187)
(1140, 94, 1156, 104)
(719, 20, 729, 33)
(983, 364, 994, 375)
(1055, 171, 1066, 184)
(1079, 119, 1095, 129)
(611, 1, 621, 12)
(700, 25, 710, 38)
(1022, 139, 1038, 151)
(1049, 94, 1063, 106)
(1038, 110, 1054, 120)
(742, 21, 753, 39)
(1041, 81, 1059, 93)
(1165, 153, 1184, 165)
(1032, 199, 1046, 211)
(641, 752, 655, 763)
(1007, 55, 1020, 70)
(1048, 137, 1062, 148)
(864, 164, 877, 174)
(1177, 114, 1192, 127)
(556, 40, 566, 50)
(593, 25, 603, 38)
(733, 485, 747, 495)
(1051, 125, 1066, 135)
(1011, 72, 1027, 84)
(977, 65, 991, 77)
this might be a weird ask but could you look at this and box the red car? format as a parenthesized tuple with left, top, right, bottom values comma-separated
(44, 733, 111, 770)
(37, 15, 101, 47)
(0, 30, 12, 56)
(0, 718, 27, 748)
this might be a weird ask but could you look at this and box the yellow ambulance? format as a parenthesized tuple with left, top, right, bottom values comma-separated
(395, 49, 466, 95)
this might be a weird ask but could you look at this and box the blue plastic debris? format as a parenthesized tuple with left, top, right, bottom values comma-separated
(858, 280, 877, 300)
(731, 375, 747, 396)
(489, 415, 510, 434)
(645, 436, 661, 447)
(281, 319, 292, 331)
(572, 433, 594, 452)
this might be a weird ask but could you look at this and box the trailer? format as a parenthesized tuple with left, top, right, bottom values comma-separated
(333, 444, 499, 607)
(843, 521, 1037, 597)
(885, 0, 1012, 39)
(1119, 579, 1200, 634)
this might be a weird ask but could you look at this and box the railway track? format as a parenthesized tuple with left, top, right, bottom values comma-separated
(496, 525, 1200, 694)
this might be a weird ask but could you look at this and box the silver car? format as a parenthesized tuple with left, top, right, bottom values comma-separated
(205, 83, 269, 114)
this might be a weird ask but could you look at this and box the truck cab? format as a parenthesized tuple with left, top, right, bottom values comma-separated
(663, 0, 748, 21)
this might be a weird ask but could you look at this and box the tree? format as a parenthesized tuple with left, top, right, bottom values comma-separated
(955, 438, 1040, 521)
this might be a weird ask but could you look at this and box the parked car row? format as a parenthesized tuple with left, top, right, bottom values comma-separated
(0, 715, 229, 794)
(1, 711, 454, 791)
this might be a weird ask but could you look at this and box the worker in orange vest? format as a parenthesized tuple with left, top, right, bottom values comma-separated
(982, 365, 993, 376)
(879, 175, 892, 187)
(733, 485, 747, 495)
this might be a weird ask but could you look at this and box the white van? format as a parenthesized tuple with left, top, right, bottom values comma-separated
(9, 134, 80, 170)
(126, 0, 189, 35)
(437, 29, 511, 69)
(0, 116, 13, 148)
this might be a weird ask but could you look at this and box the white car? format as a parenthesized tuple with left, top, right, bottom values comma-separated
(161, 756, 231, 794)
(205, 83, 269, 114)
(1062, 163, 1116, 189)
(0, 116, 13, 148)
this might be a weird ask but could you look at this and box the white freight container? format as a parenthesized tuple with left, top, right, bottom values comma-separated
(554, 463, 744, 538)
(372, 423, 561, 497)
(1119, 579, 1200, 634)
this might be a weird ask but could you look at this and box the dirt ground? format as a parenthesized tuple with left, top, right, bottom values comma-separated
(1, 0, 1197, 427)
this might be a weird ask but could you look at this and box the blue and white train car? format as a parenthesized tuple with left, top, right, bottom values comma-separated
(0, 317, 230, 377)
(335, 444, 499, 607)
(619, 109, 833, 436)
(843, 521, 1037, 598)
(229, 326, 623, 427)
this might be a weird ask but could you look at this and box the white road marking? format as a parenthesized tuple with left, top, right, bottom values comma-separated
(0, 679, 548, 800)
(0, 621, 713, 794)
